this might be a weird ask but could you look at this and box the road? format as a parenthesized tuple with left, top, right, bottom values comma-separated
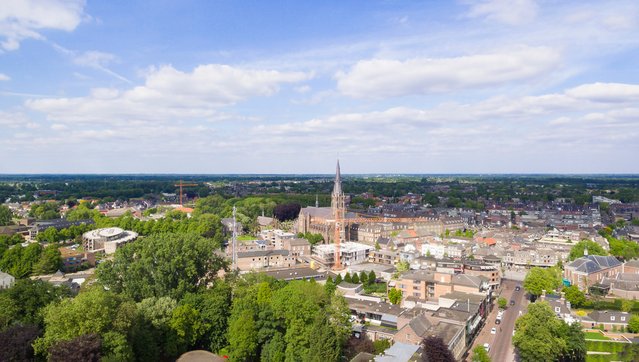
(467, 279, 529, 362)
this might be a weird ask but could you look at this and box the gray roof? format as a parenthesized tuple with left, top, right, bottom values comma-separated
(452, 274, 486, 288)
(263, 267, 326, 280)
(408, 314, 432, 337)
(375, 342, 419, 362)
(567, 255, 622, 274)
(237, 249, 289, 258)
(588, 310, 631, 323)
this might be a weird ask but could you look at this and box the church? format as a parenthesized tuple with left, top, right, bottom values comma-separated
(296, 160, 353, 243)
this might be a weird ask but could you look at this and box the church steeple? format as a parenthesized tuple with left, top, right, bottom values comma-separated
(331, 159, 345, 219)
(333, 159, 342, 196)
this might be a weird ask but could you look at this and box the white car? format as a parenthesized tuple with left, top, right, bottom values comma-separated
(497, 310, 504, 318)
(483, 343, 490, 352)
(491, 327, 497, 335)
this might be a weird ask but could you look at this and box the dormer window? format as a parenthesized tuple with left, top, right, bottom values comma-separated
(555, 307, 561, 313)
(621, 316, 626, 321)
(611, 316, 616, 321)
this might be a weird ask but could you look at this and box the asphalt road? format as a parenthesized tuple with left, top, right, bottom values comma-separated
(468, 279, 529, 362)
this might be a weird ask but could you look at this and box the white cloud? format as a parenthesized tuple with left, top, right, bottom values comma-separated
(336, 46, 561, 98)
(565, 83, 639, 103)
(0, 0, 85, 51)
(465, 0, 539, 25)
(27, 63, 312, 123)
(0, 73, 9, 81)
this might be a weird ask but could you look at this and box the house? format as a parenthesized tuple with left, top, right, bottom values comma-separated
(582, 310, 631, 331)
(600, 273, 639, 299)
(281, 238, 311, 258)
(564, 255, 623, 291)
(346, 299, 408, 329)
(393, 312, 466, 360)
(235, 250, 295, 271)
(0, 270, 15, 289)
(623, 259, 639, 274)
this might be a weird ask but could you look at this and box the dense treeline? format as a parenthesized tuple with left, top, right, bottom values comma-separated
(2, 175, 638, 206)
(0, 232, 350, 361)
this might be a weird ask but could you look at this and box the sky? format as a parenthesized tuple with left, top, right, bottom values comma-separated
(0, 0, 638, 174)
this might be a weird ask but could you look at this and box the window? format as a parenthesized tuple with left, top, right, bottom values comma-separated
(621, 316, 626, 321)
(611, 316, 616, 321)
(413, 292, 421, 297)
(555, 307, 561, 313)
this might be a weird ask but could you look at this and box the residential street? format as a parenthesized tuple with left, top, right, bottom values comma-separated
(467, 279, 529, 362)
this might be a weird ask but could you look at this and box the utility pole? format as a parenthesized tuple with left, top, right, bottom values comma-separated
(232, 205, 237, 269)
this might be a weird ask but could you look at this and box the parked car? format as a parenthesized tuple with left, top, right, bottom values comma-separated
(515, 285, 521, 291)
(495, 318, 501, 325)
(510, 300, 515, 306)
(483, 343, 490, 352)
(491, 327, 497, 335)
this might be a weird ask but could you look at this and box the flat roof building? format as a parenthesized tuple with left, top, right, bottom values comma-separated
(83, 227, 138, 254)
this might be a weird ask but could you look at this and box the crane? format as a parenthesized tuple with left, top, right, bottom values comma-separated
(174, 180, 198, 207)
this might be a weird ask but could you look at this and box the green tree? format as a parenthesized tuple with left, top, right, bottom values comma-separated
(351, 273, 360, 284)
(395, 260, 410, 272)
(334, 273, 342, 285)
(29, 203, 60, 220)
(33, 287, 135, 360)
(568, 240, 607, 261)
(97, 233, 227, 301)
(2, 279, 71, 327)
(368, 270, 376, 284)
(472, 345, 491, 362)
(498, 297, 508, 309)
(359, 271, 368, 284)
(608, 237, 639, 260)
(344, 272, 352, 283)
(513, 302, 581, 362)
(628, 315, 639, 333)
(170, 304, 205, 347)
(523, 267, 562, 297)
(563, 286, 586, 308)
(388, 288, 402, 305)
(227, 310, 258, 361)
(558, 321, 586, 362)
(621, 299, 634, 312)
(0, 205, 13, 226)
(32, 244, 62, 275)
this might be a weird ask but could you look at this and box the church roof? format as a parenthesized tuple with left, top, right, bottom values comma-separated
(567, 255, 622, 274)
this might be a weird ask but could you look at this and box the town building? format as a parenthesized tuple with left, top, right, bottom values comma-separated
(0, 270, 15, 289)
(236, 250, 295, 271)
(82, 227, 138, 254)
(312, 242, 372, 268)
(564, 254, 623, 291)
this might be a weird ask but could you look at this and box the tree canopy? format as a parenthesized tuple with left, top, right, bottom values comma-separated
(513, 302, 585, 362)
(523, 267, 562, 297)
(97, 232, 227, 301)
(568, 240, 607, 261)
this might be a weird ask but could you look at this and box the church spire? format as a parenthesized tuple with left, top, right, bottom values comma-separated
(331, 159, 345, 219)
(333, 159, 342, 196)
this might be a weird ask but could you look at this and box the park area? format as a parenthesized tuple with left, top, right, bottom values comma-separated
(585, 331, 639, 361)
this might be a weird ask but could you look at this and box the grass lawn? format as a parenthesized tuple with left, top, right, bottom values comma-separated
(586, 340, 639, 362)
(237, 234, 257, 241)
(585, 332, 611, 340)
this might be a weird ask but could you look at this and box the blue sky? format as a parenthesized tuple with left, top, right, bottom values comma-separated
(1, 0, 638, 174)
